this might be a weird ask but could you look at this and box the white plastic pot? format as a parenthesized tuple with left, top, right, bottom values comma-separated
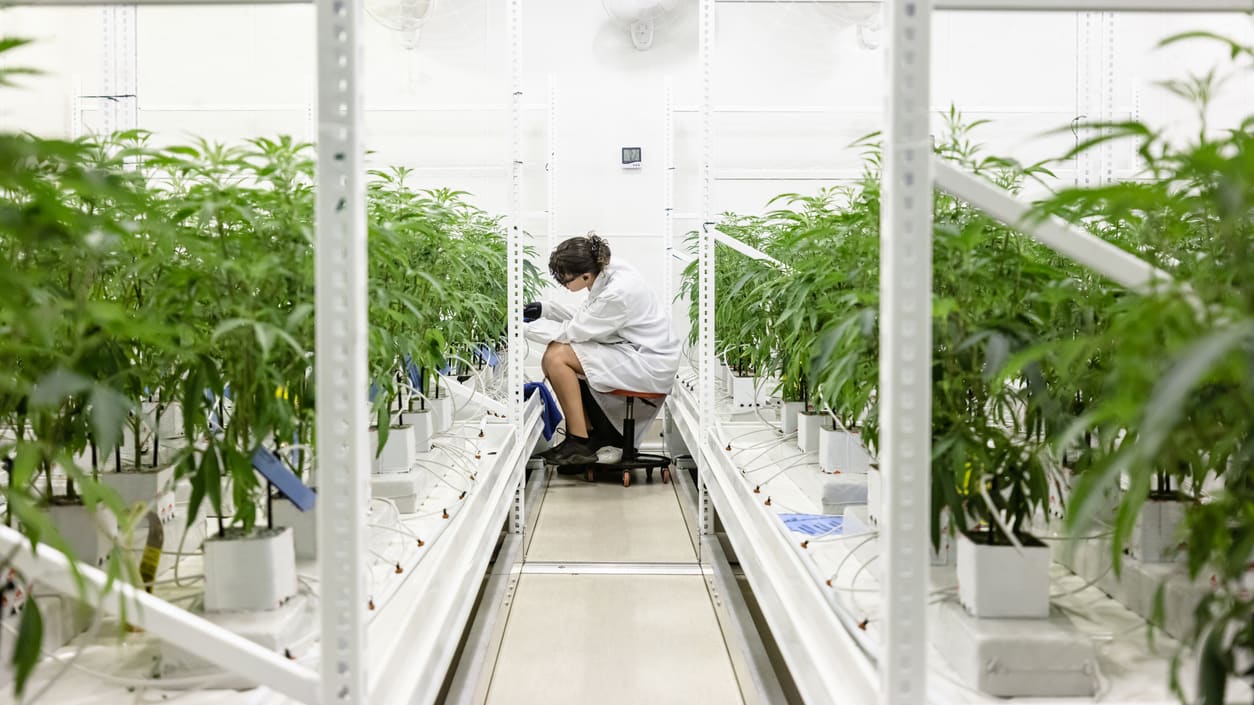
(399, 409, 434, 454)
(203, 527, 298, 613)
(957, 531, 1051, 619)
(370, 425, 417, 474)
(818, 424, 848, 473)
(430, 395, 454, 433)
(47, 501, 118, 569)
(844, 429, 874, 474)
(98, 464, 176, 514)
(731, 375, 772, 408)
(796, 412, 823, 453)
(780, 401, 806, 435)
(271, 498, 317, 560)
(1129, 496, 1187, 563)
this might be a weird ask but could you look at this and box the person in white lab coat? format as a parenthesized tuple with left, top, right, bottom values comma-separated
(524, 233, 681, 466)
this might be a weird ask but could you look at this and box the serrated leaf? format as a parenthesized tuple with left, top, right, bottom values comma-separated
(88, 384, 132, 455)
(12, 598, 43, 694)
(30, 369, 91, 408)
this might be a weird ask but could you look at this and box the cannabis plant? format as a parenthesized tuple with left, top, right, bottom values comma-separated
(1034, 32, 1254, 704)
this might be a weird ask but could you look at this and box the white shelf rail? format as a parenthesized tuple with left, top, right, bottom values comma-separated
(508, 0, 525, 436)
(313, 0, 370, 702)
(664, 77, 675, 306)
(698, 0, 717, 543)
(711, 228, 784, 268)
(547, 74, 557, 258)
(712, 0, 1251, 8)
(881, 1, 933, 702)
(931, 159, 1179, 295)
(0, 524, 321, 703)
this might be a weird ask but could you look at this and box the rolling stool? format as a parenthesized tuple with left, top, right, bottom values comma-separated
(587, 390, 672, 487)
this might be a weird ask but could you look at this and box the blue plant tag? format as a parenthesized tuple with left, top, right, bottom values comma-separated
(779, 513, 843, 537)
(252, 447, 316, 512)
(477, 344, 500, 368)
(405, 354, 422, 391)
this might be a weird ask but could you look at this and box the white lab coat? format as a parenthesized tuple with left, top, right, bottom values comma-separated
(526, 260, 680, 444)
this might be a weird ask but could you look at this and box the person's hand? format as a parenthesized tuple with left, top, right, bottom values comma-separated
(523, 301, 542, 322)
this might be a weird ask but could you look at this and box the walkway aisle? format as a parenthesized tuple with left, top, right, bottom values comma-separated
(484, 473, 746, 705)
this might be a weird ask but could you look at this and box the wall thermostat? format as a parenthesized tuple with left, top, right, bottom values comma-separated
(621, 147, 642, 169)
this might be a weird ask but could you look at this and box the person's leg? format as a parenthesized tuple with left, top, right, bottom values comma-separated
(542, 342, 589, 438)
(581, 379, 623, 447)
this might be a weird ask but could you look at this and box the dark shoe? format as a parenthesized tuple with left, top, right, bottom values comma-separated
(535, 435, 569, 461)
(548, 436, 599, 466)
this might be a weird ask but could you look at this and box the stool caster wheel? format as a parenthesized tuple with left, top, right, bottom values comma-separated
(662, 467, 671, 484)
(585, 468, 595, 483)
(623, 470, 631, 488)
(646, 468, 654, 484)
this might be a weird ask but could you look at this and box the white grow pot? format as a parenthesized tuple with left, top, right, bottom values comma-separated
(99, 464, 177, 514)
(47, 501, 118, 569)
(430, 395, 454, 433)
(780, 401, 806, 435)
(843, 430, 874, 474)
(957, 531, 1051, 619)
(203, 527, 298, 613)
(1129, 496, 1187, 563)
(272, 498, 317, 560)
(370, 425, 417, 474)
(151, 402, 185, 441)
(818, 425, 848, 473)
(866, 468, 881, 526)
(731, 375, 774, 408)
(797, 412, 823, 453)
(399, 409, 435, 454)
(99, 466, 183, 571)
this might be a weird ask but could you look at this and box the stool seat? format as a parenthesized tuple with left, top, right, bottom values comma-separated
(608, 389, 667, 400)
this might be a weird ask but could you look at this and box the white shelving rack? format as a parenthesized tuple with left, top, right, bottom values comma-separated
(0, 1, 534, 705)
(688, 1, 1252, 705)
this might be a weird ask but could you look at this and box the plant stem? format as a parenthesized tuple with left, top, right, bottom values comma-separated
(132, 415, 142, 472)
(152, 401, 162, 469)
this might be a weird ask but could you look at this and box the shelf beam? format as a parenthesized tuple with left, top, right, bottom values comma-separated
(931, 158, 1180, 296)
(934, 0, 1251, 10)
(881, 0, 933, 703)
(315, 0, 369, 702)
(712, 228, 784, 268)
(712, 0, 1251, 9)
(0, 525, 319, 704)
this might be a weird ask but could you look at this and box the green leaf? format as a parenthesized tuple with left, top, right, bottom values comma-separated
(30, 369, 91, 408)
(1136, 321, 1253, 459)
(12, 598, 43, 694)
(88, 384, 132, 454)
(0, 37, 37, 54)
(1197, 624, 1230, 705)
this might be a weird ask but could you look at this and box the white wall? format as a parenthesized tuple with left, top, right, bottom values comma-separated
(1, 1, 1250, 313)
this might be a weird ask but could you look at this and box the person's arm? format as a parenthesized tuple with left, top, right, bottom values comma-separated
(525, 294, 628, 345)
(541, 298, 579, 322)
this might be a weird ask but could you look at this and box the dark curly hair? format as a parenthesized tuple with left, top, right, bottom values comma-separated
(549, 232, 611, 282)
